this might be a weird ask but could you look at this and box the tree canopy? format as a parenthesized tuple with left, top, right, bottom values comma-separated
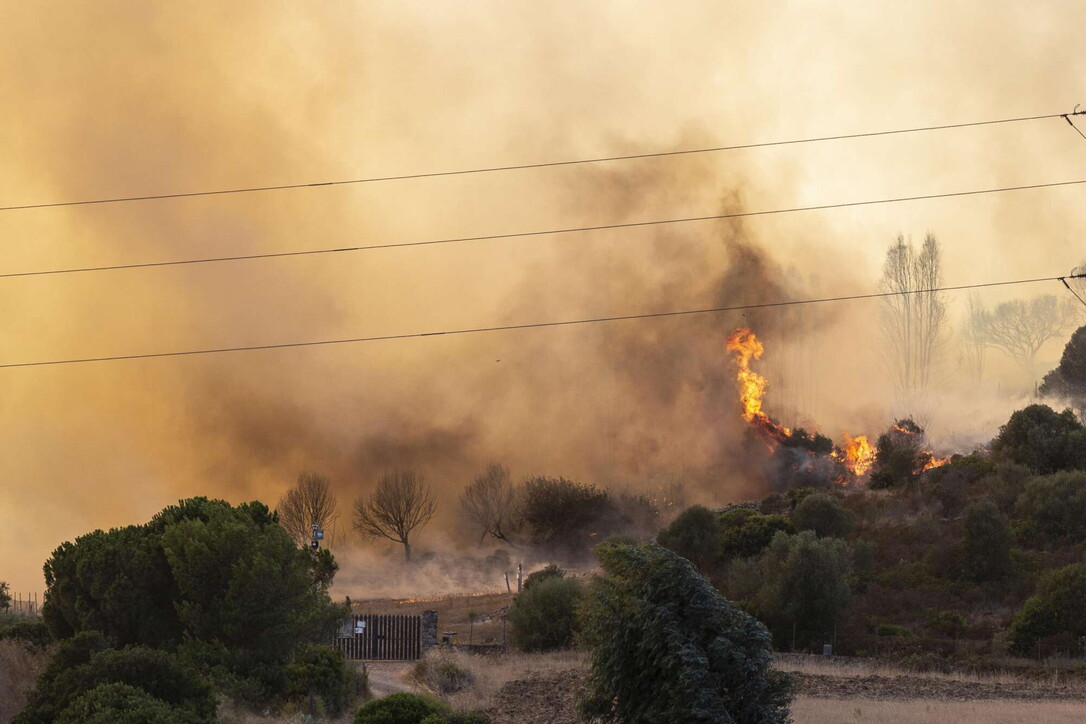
(579, 540, 794, 724)
(40, 497, 343, 699)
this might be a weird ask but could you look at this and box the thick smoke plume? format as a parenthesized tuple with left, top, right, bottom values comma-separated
(2, 2, 1085, 594)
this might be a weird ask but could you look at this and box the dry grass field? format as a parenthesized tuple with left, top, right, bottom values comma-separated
(0, 640, 50, 724)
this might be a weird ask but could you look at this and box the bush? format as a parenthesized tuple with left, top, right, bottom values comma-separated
(1008, 563, 1086, 655)
(15, 643, 216, 724)
(55, 682, 204, 724)
(412, 652, 473, 694)
(656, 505, 721, 570)
(750, 532, 852, 648)
(991, 405, 1086, 473)
(508, 574, 581, 652)
(518, 477, 616, 553)
(0, 617, 52, 649)
(354, 692, 448, 724)
(579, 541, 794, 724)
(523, 564, 565, 590)
(870, 419, 929, 488)
(961, 501, 1011, 582)
(718, 508, 793, 560)
(792, 493, 854, 538)
(286, 644, 353, 716)
(1013, 471, 1086, 545)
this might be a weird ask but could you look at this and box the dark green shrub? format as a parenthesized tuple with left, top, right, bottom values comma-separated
(719, 509, 793, 559)
(286, 644, 353, 716)
(656, 505, 722, 570)
(1039, 325, 1086, 400)
(15, 644, 216, 724)
(523, 564, 565, 590)
(1013, 471, 1086, 545)
(0, 617, 52, 649)
(991, 405, 1086, 473)
(354, 692, 448, 724)
(518, 477, 616, 553)
(55, 682, 203, 724)
(509, 575, 582, 652)
(579, 541, 794, 724)
(750, 532, 852, 648)
(793, 493, 854, 538)
(1008, 564, 1086, 655)
(961, 501, 1011, 582)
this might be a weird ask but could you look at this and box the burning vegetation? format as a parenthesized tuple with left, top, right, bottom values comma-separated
(724, 327, 943, 489)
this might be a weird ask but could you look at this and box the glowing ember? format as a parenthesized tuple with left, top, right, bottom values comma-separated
(725, 328, 791, 443)
(842, 434, 875, 476)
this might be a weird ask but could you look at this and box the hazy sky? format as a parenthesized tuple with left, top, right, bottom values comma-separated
(2, 1, 1085, 594)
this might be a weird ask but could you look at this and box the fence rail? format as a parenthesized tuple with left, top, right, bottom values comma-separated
(334, 614, 422, 661)
(8, 593, 41, 617)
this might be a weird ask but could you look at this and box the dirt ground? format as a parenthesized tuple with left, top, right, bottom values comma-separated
(470, 654, 1086, 724)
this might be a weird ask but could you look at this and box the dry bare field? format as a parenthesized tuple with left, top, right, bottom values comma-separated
(792, 696, 1086, 723)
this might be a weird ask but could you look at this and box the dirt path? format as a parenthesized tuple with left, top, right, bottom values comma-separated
(359, 662, 417, 698)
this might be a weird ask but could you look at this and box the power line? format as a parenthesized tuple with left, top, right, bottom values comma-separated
(5, 178, 1086, 279)
(1064, 113, 1086, 142)
(2, 273, 1075, 369)
(2, 110, 1081, 213)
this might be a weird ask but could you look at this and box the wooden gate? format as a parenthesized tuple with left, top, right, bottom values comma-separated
(335, 614, 422, 660)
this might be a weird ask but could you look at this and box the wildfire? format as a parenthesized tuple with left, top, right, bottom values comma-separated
(842, 434, 875, 476)
(725, 328, 791, 444)
(724, 327, 925, 482)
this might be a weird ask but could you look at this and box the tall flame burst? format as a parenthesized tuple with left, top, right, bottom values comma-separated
(725, 327, 872, 478)
(725, 328, 791, 444)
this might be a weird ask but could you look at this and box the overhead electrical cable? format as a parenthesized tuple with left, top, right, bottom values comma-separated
(2, 273, 1079, 369)
(4, 178, 1086, 279)
(2, 110, 1083, 213)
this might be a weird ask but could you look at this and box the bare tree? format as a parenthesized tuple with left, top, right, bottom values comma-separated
(879, 233, 947, 397)
(959, 294, 987, 381)
(276, 472, 339, 548)
(460, 463, 519, 545)
(353, 470, 436, 562)
(971, 294, 1079, 377)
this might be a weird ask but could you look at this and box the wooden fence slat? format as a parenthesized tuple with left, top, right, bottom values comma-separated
(334, 612, 423, 661)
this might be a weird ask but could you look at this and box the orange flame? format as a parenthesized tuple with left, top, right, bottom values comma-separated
(922, 454, 951, 471)
(842, 434, 875, 476)
(725, 328, 791, 444)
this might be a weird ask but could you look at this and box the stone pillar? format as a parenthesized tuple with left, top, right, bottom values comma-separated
(421, 610, 438, 652)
